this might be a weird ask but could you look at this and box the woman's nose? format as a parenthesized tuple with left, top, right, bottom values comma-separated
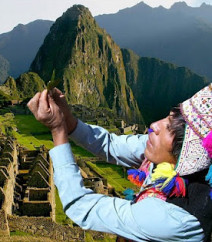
(150, 121, 160, 135)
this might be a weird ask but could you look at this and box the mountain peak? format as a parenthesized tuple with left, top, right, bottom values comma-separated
(61, 4, 90, 21)
(133, 1, 152, 9)
(13, 24, 26, 31)
(200, 2, 211, 8)
(171, 1, 188, 10)
(118, 1, 151, 13)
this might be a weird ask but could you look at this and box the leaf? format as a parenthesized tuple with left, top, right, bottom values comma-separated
(47, 70, 60, 91)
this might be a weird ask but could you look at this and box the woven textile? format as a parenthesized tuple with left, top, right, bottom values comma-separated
(176, 84, 212, 176)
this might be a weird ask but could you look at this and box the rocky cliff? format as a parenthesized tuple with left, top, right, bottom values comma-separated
(122, 49, 209, 124)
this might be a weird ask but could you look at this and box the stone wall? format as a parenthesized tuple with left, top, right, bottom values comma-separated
(8, 215, 116, 242)
(7, 215, 114, 241)
(8, 215, 83, 240)
(0, 210, 9, 235)
(14, 147, 55, 219)
(0, 138, 18, 216)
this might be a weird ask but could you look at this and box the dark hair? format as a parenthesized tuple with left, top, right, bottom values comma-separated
(169, 106, 186, 160)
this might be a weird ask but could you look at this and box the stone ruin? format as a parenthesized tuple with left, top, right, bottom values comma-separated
(0, 133, 117, 240)
(76, 157, 120, 197)
(0, 133, 55, 237)
(0, 135, 18, 235)
(13, 146, 55, 218)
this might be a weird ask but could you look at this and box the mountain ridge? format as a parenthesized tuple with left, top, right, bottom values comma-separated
(0, 19, 53, 82)
(95, 1, 212, 81)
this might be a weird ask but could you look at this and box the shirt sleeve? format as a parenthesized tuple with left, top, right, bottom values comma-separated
(50, 143, 204, 242)
(69, 119, 149, 167)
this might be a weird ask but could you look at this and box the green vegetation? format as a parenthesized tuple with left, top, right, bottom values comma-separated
(10, 230, 33, 236)
(55, 188, 72, 225)
(70, 141, 94, 157)
(124, 130, 134, 135)
(47, 69, 60, 91)
(13, 115, 53, 150)
(0, 72, 46, 101)
(122, 48, 209, 125)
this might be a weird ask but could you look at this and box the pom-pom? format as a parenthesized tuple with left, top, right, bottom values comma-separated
(162, 177, 176, 195)
(123, 188, 135, 200)
(151, 162, 176, 183)
(127, 169, 146, 187)
(169, 176, 186, 197)
(202, 131, 212, 158)
(151, 163, 186, 197)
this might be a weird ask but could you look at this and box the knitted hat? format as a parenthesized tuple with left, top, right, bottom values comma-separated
(175, 84, 212, 176)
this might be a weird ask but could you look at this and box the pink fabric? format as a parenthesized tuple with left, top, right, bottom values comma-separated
(202, 131, 212, 158)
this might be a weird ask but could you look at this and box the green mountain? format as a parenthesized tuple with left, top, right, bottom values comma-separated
(30, 5, 142, 123)
(122, 49, 209, 124)
(0, 72, 45, 100)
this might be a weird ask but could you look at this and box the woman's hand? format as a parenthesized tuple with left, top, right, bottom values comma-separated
(27, 89, 68, 146)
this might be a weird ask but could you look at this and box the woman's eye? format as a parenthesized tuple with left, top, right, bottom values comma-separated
(166, 124, 171, 131)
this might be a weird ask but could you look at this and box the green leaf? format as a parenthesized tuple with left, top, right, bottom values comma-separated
(47, 70, 60, 91)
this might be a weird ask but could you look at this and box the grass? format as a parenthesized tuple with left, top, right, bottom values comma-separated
(70, 141, 94, 157)
(10, 230, 33, 236)
(13, 115, 54, 150)
(55, 188, 72, 225)
(124, 130, 134, 135)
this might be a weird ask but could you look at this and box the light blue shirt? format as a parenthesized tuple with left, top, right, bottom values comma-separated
(49, 120, 204, 241)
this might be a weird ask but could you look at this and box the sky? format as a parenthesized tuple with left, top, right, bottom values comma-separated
(0, 0, 212, 34)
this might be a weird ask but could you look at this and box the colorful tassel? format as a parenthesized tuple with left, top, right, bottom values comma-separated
(127, 161, 187, 201)
(151, 162, 176, 186)
(123, 188, 135, 200)
(169, 176, 186, 197)
(202, 131, 212, 158)
(127, 169, 146, 186)
(151, 162, 186, 197)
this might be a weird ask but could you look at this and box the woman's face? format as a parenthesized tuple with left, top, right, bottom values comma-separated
(144, 114, 176, 165)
